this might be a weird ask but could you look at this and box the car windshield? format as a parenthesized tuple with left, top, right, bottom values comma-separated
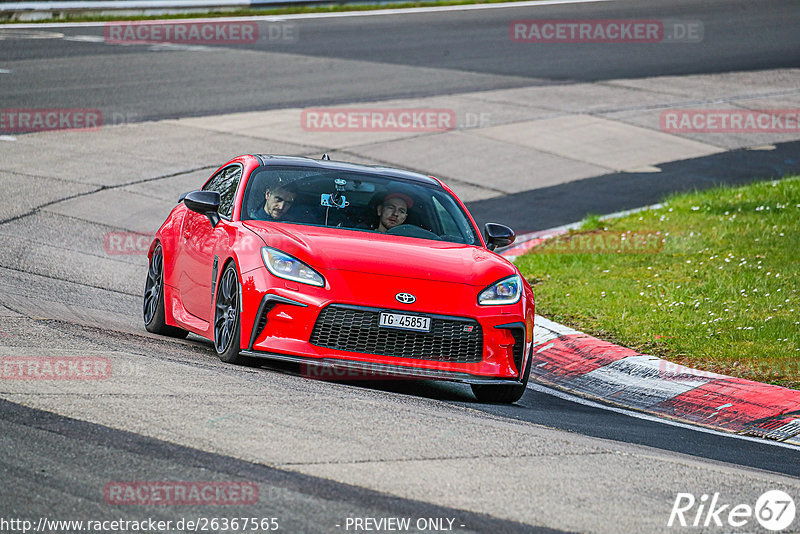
(241, 166, 479, 245)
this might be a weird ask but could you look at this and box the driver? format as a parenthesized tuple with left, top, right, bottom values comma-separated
(263, 184, 296, 221)
(376, 192, 412, 232)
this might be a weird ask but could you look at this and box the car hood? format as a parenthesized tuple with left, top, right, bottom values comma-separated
(242, 221, 516, 286)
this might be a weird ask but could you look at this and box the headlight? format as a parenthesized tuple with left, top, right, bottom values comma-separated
(478, 275, 522, 305)
(261, 247, 325, 287)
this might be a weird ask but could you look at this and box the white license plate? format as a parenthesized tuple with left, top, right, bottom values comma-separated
(379, 312, 431, 332)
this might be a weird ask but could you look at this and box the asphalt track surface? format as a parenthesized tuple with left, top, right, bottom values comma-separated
(2, 0, 799, 119)
(2, 0, 800, 532)
(0, 398, 547, 534)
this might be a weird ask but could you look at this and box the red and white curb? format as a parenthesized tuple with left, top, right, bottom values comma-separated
(530, 316, 800, 445)
(504, 210, 800, 446)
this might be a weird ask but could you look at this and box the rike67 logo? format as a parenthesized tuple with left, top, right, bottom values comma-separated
(668, 490, 795, 531)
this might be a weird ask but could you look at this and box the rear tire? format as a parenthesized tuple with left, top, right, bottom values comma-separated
(143, 244, 189, 339)
(471, 343, 533, 404)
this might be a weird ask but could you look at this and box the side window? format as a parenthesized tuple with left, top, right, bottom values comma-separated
(203, 165, 242, 219)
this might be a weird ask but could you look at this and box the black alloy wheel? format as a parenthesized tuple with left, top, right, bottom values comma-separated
(213, 262, 251, 365)
(143, 244, 188, 338)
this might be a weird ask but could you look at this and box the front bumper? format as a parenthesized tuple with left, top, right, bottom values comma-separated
(239, 267, 533, 381)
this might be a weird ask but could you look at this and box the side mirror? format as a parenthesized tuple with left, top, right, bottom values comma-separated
(484, 223, 516, 251)
(184, 190, 221, 227)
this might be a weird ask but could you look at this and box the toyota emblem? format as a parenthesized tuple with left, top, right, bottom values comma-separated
(395, 293, 416, 304)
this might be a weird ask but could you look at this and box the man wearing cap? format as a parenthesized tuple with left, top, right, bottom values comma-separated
(376, 192, 412, 232)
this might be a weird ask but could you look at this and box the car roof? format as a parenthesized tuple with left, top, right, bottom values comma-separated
(251, 154, 442, 188)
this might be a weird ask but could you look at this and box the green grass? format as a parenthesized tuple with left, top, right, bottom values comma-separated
(1, 0, 538, 24)
(516, 176, 800, 390)
(579, 213, 604, 231)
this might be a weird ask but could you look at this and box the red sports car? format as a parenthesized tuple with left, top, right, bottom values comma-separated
(144, 155, 535, 403)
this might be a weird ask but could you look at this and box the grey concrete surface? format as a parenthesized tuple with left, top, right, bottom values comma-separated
(474, 114, 723, 171)
(470, 82, 689, 114)
(607, 69, 800, 101)
(1, 122, 315, 186)
(0, 265, 141, 332)
(0, 213, 147, 295)
(348, 130, 611, 198)
(121, 167, 215, 202)
(43, 188, 178, 234)
(0, 170, 97, 223)
(602, 104, 773, 152)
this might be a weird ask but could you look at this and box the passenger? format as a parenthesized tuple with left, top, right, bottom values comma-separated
(376, 192, 413, 232)
(263, 185, 296, 221)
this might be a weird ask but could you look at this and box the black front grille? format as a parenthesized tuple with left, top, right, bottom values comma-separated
(310, 305, 483, 363)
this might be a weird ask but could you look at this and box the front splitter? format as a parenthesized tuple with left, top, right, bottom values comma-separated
(239, 349, 522, 385)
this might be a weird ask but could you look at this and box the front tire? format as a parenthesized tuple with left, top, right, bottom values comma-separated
(213, 262, 250, 365)
(471, 343, 533, 404)
(143, 244, 189, 338)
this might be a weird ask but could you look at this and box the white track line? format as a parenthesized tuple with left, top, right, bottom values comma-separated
(528, 382, 800, 451)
